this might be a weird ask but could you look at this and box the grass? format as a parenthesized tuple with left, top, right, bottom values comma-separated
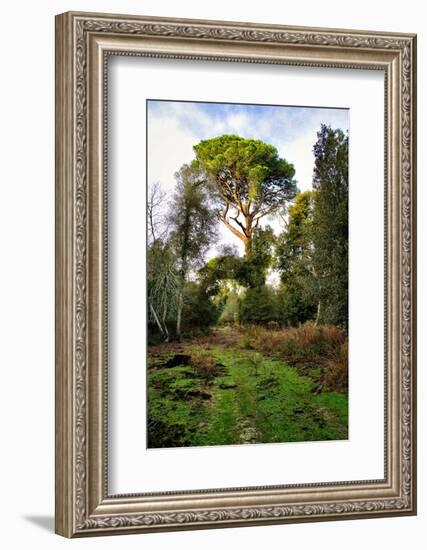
(237, 322, 348, 392)
(147, 333, 348, 448)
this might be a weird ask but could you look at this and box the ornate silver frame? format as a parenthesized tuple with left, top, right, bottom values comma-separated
(55, 11, 417, 537)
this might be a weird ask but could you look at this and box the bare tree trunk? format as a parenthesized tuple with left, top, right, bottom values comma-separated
(175, 268, 187, 339)
(243, 214, 253, 255)
(176, 288, 184, 339)
(161, 300, 170, 341)
(149, 213, 156, 243)
(314, 300, 321, 327)
(150, 302, 168, 341)
(244, 237, 251, 255)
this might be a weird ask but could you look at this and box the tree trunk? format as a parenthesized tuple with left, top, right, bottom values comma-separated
(176, 288, 184, 339)
(243, 214, 253, 255)
(161, 300, 170, 341)
(150, 302, 168, 341)
(244, 237, 251, 255)
(219, 211, 254, 256)
(175, 269, 186, 339)
(314, 300, 321, 327)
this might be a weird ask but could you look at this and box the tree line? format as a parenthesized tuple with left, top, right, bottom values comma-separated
(148, 124, 348, 341)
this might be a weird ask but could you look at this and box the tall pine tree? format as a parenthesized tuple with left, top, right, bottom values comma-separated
(312, 124, 349, 328)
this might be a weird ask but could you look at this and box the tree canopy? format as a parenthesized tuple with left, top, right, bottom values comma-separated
(192, 134, 297, 254)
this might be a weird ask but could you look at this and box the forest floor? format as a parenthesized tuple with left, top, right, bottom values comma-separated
(147, 327, 348, 448)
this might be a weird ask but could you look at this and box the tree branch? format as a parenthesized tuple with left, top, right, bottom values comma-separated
(230, 214, 247, 235)
(219, 216, 247, 243)
(253, 203, 278, 220)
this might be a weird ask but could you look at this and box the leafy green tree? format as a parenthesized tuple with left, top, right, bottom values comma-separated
(198, 253, 242, 296)
(169, 164, 217, 337)
(239, 285, 277, 324)
(312, 124, 348, 328)
(275, 191, 317, 325)
(275, 282, 314, 327)
(198, 226, 276, 295)
(193, 135, 297, 254)
(238, 226, 276, 288)
(180, 282, 220, 332)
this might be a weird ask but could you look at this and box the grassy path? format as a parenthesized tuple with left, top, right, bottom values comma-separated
(147, 347, 348, 448)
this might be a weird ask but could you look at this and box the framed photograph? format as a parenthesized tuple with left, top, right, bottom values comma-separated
(55, 11, 417, 537)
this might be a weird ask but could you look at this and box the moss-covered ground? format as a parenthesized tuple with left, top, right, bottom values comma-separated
(147, 343, 348, 448)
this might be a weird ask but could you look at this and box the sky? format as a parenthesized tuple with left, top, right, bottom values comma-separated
(147, 99, 348, 257)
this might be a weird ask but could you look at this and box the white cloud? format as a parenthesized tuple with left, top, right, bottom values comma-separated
(147, 109, 197, 196)
(224, 112, 250, 134)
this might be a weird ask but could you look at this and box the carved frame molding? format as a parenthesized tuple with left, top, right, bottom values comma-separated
(55, 11, 416, 537)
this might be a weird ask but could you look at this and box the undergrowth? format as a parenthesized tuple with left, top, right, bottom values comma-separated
(238, 322, 348, 392)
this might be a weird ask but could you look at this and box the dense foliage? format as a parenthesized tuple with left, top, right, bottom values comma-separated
(275, 191, 317, 325)
(147, 126, 348, 341)
(192, 134, 297, 254)
(312, 125, 349, 327)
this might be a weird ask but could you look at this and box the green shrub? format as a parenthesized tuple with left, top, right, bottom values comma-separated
(239, 285, 277, 324)
(181, 282, 220, 332)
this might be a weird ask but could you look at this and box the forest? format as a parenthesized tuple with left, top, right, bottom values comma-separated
(147, 124, 349, 448)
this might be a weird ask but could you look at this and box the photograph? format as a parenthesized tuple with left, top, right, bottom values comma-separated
(147, 99, 349, 448)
